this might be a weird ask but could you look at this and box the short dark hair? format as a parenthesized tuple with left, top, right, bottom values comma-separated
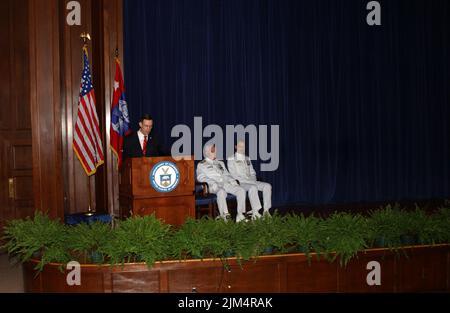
(140, 114, 153, 122)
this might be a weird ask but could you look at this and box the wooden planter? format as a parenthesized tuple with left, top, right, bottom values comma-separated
(23, 244, 449, 293)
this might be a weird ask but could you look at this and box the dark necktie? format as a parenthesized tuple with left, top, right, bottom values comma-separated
(142, 135, 148, 156)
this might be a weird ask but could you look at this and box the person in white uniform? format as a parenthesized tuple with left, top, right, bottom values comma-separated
(227, 140, 272, 219)
(197, 144, 247, 222)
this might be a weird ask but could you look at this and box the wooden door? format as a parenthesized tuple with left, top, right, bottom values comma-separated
(0, 0, 34, 232)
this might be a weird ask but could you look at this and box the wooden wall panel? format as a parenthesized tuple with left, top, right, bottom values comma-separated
(0, 0, 12, 131)
(13, 176, 33, 201)
(41, 266, 105, 293)
(0, 140, 6, 230)
(29, 0, 64, 219)
(419, 249, 448, 291)
(22, 245, 450, 293)
(0, 0, 12, 230)
(224, 263, 281, 292)
(337, 250, 395, 292)
(131, 196, 195, 226)
(102, 0, 124, 218)
(91, 0, 107, 214)
(167, 267, 222, 293)
(23, 262, 42, 292)
(396, 247, 449, 292)
(13, 0, 31, 131)
(12, 145, 33, 170)
(112, 271, 160, 293)
(286, 260, 338, 292)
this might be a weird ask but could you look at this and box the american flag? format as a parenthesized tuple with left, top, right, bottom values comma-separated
(73, 48, 104, 176)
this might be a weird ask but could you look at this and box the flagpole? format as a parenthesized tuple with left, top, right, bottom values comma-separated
(111, 47, 119, 225)
(87, 175, 94, 215)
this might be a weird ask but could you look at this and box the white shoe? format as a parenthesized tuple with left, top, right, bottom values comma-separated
(263, 210, 271, 217)
(251, 212, 262, 220)
(216, 214, 231, 222)
(236, 214, 247, 223)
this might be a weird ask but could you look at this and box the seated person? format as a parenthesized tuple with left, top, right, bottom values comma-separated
(197, 144, 247, 222)
(123, 114, 169, 159)
(227, 140, 272, 218)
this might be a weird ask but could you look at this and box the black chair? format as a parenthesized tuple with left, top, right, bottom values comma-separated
(194, 180, 217, 218)
(195, 180, 239, 219)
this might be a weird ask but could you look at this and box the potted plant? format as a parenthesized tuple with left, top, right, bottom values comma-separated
(65, 221, 112, 264)
(427, 206, 450, 244)
(102, 214, 171, 267)
(2, 211, 71, 272)
(228, 218, 260, 265)
(319, 212, 368, 267)
(206, 218, 236, 259)
(367, 205, 403, 249)
(284, 213, 323, 264)
(251, 213, 290, 256)
(396, 206, 429, 246)
(169, 216, 234, 260)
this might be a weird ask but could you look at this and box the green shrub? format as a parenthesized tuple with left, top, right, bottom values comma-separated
(431, 207, 450, 243)
(396, 207, 428, 245)
(169, 217, 234, 260)
(284, 213, 323, 263)
(2, 206, 449, 273)
(367, 205, 403, 248)
(229, 219, 258, 263)
(66, 222, 112, 264)
(1, 211, 70, 272)
(319, 212, 368, 266)
(252, 213, 290, 255)
(103, 214, 171, 268)
(205, 218, 235, 258)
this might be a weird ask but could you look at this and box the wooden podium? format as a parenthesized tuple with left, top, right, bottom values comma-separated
(119, 156, 195, 226)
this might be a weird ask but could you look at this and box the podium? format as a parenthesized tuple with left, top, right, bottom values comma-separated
(119, 156, 195, 226)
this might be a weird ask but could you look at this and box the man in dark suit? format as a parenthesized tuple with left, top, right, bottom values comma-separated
(122, 114, 170, 159)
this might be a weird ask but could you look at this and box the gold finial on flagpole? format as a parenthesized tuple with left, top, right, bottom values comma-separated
(80, 32, 91, 48)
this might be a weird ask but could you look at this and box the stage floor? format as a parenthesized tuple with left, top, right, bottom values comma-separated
(0, 252, 24, 292)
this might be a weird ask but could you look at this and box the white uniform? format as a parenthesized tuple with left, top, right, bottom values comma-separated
(196, 157, 247, 221)
(227, 152, 272, 216)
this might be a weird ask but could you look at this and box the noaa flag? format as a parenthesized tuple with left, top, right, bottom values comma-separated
(110, 58, 131, 168)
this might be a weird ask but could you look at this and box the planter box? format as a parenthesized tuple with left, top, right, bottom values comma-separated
(23, 244, 450, 293)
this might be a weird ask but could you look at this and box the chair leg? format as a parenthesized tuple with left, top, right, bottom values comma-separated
(207, 203, 212, 218)
(213, 202, 219, 218)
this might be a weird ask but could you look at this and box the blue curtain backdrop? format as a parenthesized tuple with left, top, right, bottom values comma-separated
(123, 0, 450, 207)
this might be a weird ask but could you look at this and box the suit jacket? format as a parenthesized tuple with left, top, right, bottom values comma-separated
(123, 131, 170, 160)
